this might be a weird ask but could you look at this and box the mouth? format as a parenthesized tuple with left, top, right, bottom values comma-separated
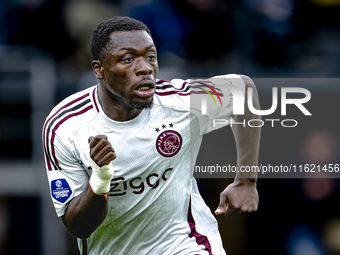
(136, 81, 155, 90)
(135, 81, 155, 98)
(137, 85, 154, 91)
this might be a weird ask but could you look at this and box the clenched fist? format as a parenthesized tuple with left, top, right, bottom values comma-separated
(88, 135, 116, 167)
(88, 135, 116, 195)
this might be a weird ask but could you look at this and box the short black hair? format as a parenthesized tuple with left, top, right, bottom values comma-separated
(90, 16, 151, 61)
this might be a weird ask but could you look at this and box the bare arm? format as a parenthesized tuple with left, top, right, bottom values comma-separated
(61, 135, 116, 239)
(62, 184, 108, 239)
(215, 75, 261, 216)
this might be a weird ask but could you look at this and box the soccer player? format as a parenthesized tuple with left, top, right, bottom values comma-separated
(43, 16, 260, 255)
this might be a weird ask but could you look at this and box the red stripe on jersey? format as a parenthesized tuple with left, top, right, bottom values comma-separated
(156, 79, 170, 84)
(43, 93, 89, 170)
(156, 80, 189, 91)
(187, 201, 213, 255)
(155, 90, 179, 96)
(92, 87, 100, 113)
(50, 105, 93, 170)
(156, 80, 225, 98)
(155, 90, 223, 97)
(179, 81, 190, 91)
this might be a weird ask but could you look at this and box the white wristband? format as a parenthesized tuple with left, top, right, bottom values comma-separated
(89, 157, 115, 195)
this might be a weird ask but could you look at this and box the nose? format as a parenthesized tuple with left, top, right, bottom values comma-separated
(136, 58, 152, 76)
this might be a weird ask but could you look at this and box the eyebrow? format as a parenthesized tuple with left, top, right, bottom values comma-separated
(117, 44, 155, 52)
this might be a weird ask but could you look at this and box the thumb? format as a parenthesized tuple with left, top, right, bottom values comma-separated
(215, 196, 227, 215)
(88, 136, 94, 144)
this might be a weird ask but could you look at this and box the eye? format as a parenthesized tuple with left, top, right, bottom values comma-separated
(123, 57, 134, 63)
(146, 55, 156, 62)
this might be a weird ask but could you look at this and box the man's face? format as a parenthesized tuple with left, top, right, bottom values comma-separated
(101, 30, 158, 109)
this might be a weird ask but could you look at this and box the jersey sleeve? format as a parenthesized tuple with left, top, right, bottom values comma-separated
(43, 130, 89, 217)
(188, 74, 246, 135)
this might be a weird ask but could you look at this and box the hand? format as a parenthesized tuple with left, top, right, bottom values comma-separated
(88, 135, 116, 167)
(215, 179, 258, 217)
(88, 135, 116, 195)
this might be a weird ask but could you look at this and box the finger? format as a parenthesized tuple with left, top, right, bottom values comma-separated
(91, 140, 116, 165)
(241, 207, 256, 217)
(99, 143, 115, 156)
(214, 207, 225, 215)
(215, 193, 228, 215)
(92, 139, 113, 154)
(91, 145, 115, 164)
(237, 204, 257, 216)
(95, 145, 116, 162)
(92, 150, 116, 167)
(95, 154, 116, 167)
(247, 205, 258, 214)
(240, 204, 249, 214)
(224, 205, 237, 217)
(101, 151, 116, 165)
(90, 139, 112, 158)
(89, 135, 108, 148)
(88, 136, 94, 144)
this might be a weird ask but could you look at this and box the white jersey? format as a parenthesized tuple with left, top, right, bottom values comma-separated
(43, 75, 245, 255)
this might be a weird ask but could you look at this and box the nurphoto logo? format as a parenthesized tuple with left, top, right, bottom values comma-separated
(196, 78, 312, 128)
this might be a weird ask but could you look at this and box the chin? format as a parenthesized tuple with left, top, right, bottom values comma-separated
(128, 98, 154, 110)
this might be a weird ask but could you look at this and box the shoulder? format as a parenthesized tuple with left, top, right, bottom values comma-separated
(152, 75, 257, 111)
(237, 74, 257, 90)
(218, 74, 256, 90)
(43, 86, 97, 140)
(153, 79, 191, 111)
(212, 73, 259, 97)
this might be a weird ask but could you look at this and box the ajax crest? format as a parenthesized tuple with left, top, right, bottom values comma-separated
(156, 130, 182, 157)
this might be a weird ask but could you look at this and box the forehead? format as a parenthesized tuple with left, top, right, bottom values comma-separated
(109, 30, 155, 52)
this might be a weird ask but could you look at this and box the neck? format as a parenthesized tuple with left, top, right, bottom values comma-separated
(97, 84, 142, 122)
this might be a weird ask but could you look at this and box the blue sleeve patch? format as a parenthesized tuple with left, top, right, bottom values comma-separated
(51, 179, 73, 203)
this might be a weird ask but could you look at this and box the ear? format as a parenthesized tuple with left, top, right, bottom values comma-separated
(92, 60, 104, 79)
